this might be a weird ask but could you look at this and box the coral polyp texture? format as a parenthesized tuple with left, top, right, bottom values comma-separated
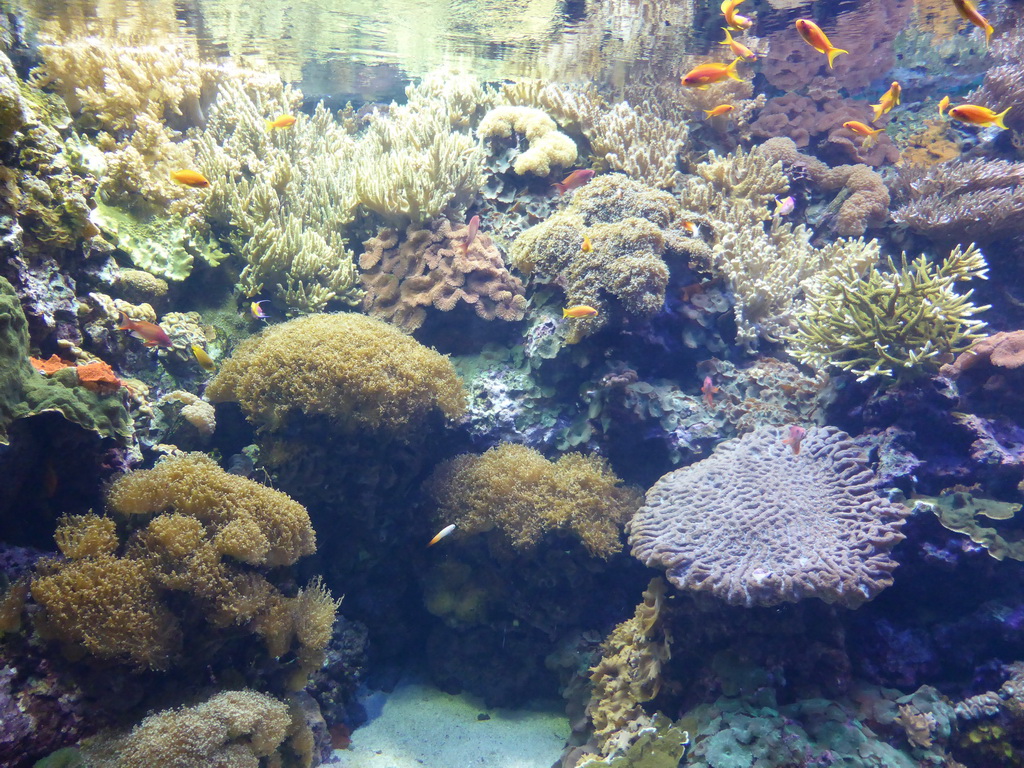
(627, 426, 909, 608)
(477, 105, 577, 176)
(206, 313, 466, 436)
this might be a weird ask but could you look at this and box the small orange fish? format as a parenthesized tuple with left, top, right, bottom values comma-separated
(428, 523, 457, 547)
(701, 376, 720, 409)
(169, 169, 210, 188)
(951, 0, 994, 44)
(463, 214, 481, 255)
(843, 120, 885, 147)
(682, 59, 745, 88)
(948, 104, 1011, 129)
(250, 300, 270, 320)
(870, 81, 901, 123)
(704, 104, 736, 119)
(782, 425, 807, 455)
(681, 221, 701, 237)
(265, 114, 297, 129)
(719, 28, 758, 61)
(938, 96, 951, 116)
(721, 0, 753, 30)
(582, 236, 593, 252)
(118, 312, 172, 348)
(553, 169, 595, 194)
(563, 305, 599, 319)
(795, 19, 848, 68)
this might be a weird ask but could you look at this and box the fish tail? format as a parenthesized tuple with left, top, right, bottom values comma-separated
(726, 57, 744, 82)
(552, 182, 566, 194)
(995, 106, 1012, 130)
(703, 109, 714, 119)
(265, 119, 275, 130)
(720, 27, 733, 44)
(562, 308, 570, 318)
(984, 22, 994, 45)
(826, 47, 848, 68)
(870, 103, 884, 123)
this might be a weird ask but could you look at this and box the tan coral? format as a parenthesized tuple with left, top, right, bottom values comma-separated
(477, 105, 577, 176)
(359, 217, 527, 331)
(940, 330, 1024, 377)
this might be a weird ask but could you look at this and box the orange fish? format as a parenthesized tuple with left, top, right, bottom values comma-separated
(938, 96, 951, 116)
(721, 0, 753, 30)
(719, 28, 758, 61)
(169, 169, 210, 188)
(704, 104, 736, 119)
(870, 81, 901, 123)
(118, 312, 172, 348)
(682, 59, 745, 88)
(427, 523, 457, 547)
(681, 221, 701, 237)
(553, 169, 595, 194)
(951, 0, 994, 44)
(782, 425, 807, 455)
(701, 376, 720, 409)
(843, 120, 885, 147)
(582, 236, 593, 252)
(563, 305, 599, 319)
(462, 214, 481, 255)
(948, 104, 1011, 129)
(795, 19, 848, 68)
(265, 114, 297, 129)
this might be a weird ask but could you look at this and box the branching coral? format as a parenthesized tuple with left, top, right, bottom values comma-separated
(787, 244, 990, 381)
(426, 443, 642, 558)
(359, 217, 527, 331)
(477, 105, 577, 176)
(206, 313, 466, 436)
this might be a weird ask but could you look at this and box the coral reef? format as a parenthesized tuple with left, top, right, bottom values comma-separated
(477, 105, 577, 176)
(914, 491, 1024, 562)
(968, 28, 1024, 135)
(628, 426, 909, 607)
(206, 313, 466, 436)
(426, 443, 642, 558)
(359, 217, 527, 331)
(788, 244, 990, 381)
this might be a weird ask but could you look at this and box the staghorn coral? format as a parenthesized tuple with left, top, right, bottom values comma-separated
(788, 244, 990, 381)
(477, 105, 577, 176)
(78, 689, 292, 768)
(891, 158, 1024, 244)
(426, 443, 642, 558)
(627, 426, 909, 608)
(359, 217, 527, 331)
(206, 313, 466, 436)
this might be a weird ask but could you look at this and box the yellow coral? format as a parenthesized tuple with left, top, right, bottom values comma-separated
(427, 443, 642, 558)
(54, 513, 119, 559)
(206, 313, 466, 436)
(477, 105, 577, 176)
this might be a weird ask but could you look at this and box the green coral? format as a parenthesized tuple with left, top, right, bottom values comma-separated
(788, 244, 990, 381)
(913, 490, 1024, 561)
(0, 277, 130, 444)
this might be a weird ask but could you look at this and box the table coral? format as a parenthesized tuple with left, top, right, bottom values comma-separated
(206, 313, 466, 436)
(788, 244, 990, 381)
(477, 105, 577, 176)
(359, 217, 527, 331)
(426, 442, 642, 558)
(628, 426, 909, 608)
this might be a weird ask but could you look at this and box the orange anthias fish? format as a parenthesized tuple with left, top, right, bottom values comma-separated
(553, 169, 595, 194)
(681, 221, 701, 237)
(782, 425, 807, 455)
(843, 120, 885, 147)
(701, 376, 720, 409)
(871, 81, 901, 122)
(169, 169, 210, 188)
(795, 19, 849, 68)
(582, 236, 593, 252)
(682, 59, 745, 89)
(948, 104, 1012, 129)
(951, 0, 994, 44)
(704, 104, 736, 119)
(719, 28, 758, 61)
(938, 96, 951, 116)
(462, 214, 481, 255)
(266, 114, 298, 129)
(118, 312, 172, 348)
(721, 0, 753, 30)
(563, 305, 599, 319)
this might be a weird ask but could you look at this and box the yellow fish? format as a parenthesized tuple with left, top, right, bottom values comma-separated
(704, 104, 736, 119)
(948, 104, 1011, 129)
(191, 344, 216, 372)
(721, 0, 753, 30)
(563, 305, 599, 319)
(938, 96, 951, 117)
(582, 236, 593, 252)
(870, 81, 901, 123)
(843, 120, 885, 147)
(169, 169, 210, 188)
(719, 28, 758, 62)
(266, 114, 297, 129)
(951, 0, 994, 44)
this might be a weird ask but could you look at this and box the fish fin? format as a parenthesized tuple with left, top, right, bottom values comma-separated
(826, 47, 848, 68)
(552, 182, 566, 194)
(719, 27, 733, 44)
(870, 103, 884, 123)
(726, 58, 744, 82)
(265, 120, 274, 130)
(984, 22, 994, 45)
(995, 106, 1012, 130)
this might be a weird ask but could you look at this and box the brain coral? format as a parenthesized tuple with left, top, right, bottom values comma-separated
(627, 426, 908, 608)
(206, 313, 466, 435)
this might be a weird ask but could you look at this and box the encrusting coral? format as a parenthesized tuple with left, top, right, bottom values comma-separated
(30, 453, 334, 680)
(788, 244, 990, 381)
(477, 105, 577, 176)
(206, 313, 466, 436)
(359, 217, 527, 331)
(628, 426, 909, 608)
(426, 443, 642, 558)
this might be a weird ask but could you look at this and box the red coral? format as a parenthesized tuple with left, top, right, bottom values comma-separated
(29, 355, 73, 375)
(75, 361, 122, 395)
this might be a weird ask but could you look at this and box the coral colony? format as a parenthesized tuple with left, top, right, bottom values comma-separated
(4, 1, 1024, 767)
